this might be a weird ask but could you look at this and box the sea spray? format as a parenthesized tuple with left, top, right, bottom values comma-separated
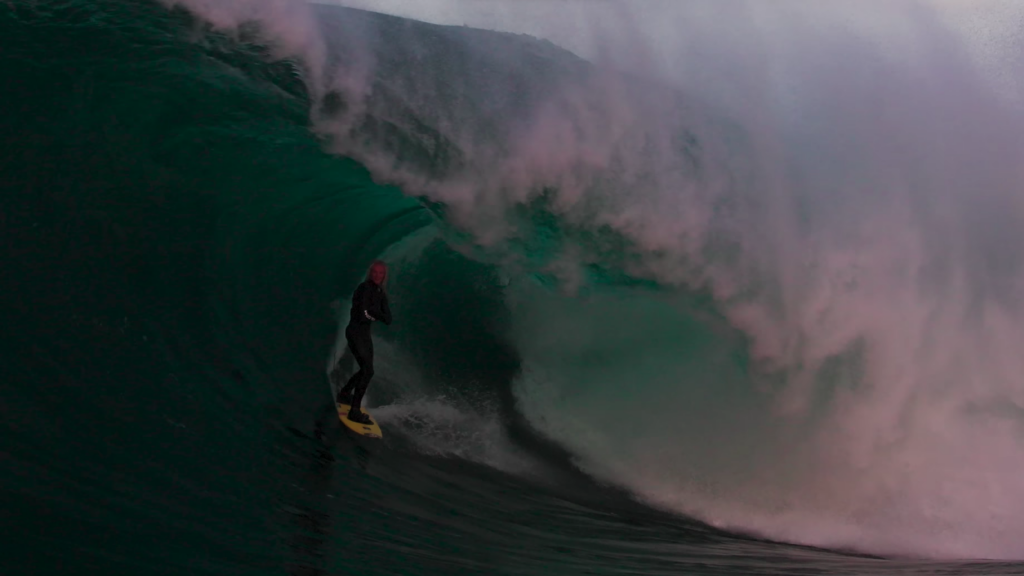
(161, 0, 1024, 559)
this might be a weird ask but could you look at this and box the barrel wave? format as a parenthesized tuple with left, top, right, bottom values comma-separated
(5, 0, 1024, 574)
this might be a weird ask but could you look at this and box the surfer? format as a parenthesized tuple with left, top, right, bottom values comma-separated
(332, 260, 392, 425)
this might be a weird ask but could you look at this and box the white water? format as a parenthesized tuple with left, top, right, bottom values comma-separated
(488, 1, 1024, 560)
(167, 0, 1024, 559)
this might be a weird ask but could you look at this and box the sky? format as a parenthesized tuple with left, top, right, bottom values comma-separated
(322, 0, 1022, 50)
(285, 1, 1024, 559)
(319, 0, 1023, 102)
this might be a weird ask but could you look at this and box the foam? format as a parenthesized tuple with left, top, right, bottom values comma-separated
(373, 399, 537, 475)
(165, 0, 1024, 559)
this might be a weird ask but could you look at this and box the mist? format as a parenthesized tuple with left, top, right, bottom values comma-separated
(160, 0, 1024, 560)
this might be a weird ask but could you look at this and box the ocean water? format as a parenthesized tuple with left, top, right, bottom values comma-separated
(4, 0, 1024, 574)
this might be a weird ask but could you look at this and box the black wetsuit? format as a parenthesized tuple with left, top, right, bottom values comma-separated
(338, 280, 391, 411)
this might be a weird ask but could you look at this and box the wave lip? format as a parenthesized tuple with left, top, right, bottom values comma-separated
(8, 0, 1024, 570)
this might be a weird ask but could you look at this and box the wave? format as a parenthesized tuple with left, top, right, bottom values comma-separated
(6, 0, 1024, 567)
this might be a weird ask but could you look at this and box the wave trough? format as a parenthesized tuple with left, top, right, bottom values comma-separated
(6, 0, 1024, 572)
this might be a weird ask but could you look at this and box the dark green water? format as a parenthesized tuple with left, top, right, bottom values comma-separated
(2, 1, 1023, 574)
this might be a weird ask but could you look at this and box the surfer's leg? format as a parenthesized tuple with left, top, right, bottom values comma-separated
(350, 336, 374, 410)
(342, 331, 373, 406)
(347, 335, 374, 424)
(337, 328, 366, 402)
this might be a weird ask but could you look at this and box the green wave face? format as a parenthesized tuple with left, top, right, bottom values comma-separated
(6, 0, 1024, 572)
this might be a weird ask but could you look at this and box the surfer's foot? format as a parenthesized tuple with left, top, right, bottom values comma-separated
(348, 409, 371, 424)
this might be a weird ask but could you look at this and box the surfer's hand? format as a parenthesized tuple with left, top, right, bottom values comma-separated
(364, 310, 376, 321)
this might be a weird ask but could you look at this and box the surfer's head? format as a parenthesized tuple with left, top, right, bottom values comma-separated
(368, 260, 387, 286)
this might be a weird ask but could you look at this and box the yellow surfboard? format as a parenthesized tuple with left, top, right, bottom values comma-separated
(337, 403, 382, 439)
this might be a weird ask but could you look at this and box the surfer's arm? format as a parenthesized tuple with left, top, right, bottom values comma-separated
(352, 282, 374, 323)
